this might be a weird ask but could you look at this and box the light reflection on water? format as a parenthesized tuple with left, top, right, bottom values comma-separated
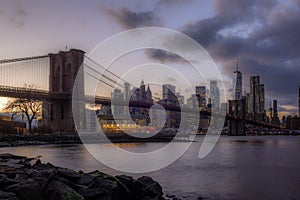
(0, 136, 300, 199)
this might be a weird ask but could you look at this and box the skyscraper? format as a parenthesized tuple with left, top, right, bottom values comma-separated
(272, 100, 280, 125)
(249, 76, 260, 113)
(234, 59, 243, 100)
(161, 84, 179, 128)
(269, 101, 273, 121)
(129, 79, 153, 125)
(258, 84, 265, 113)
(187, 94, 197, 109)
(140, 79, 146, 100)
(111, 88, 124, 116)
(195, 86, 206, 110)
(273, 100, 278, 118)
(162, 84, 176, 101)
(124, 82, 130, 101)
(146, 84, 153, 103)
(246, 92, 251, 113)
(175, 92, 184, 104)
(210, 80, 220, 111)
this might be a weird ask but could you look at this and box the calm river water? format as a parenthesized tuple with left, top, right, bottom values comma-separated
(1, 135, 300, 200)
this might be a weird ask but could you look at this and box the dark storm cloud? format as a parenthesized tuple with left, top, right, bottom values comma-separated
(104, 0, 300, 113)
(145, 49, 183, 63)
(149, 0, 278, 60)
(143, 0, 300, 113)
(144, 0, 275, 63)
(107, 7, 159, 29)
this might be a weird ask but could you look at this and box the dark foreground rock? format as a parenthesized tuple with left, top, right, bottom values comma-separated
(0, 153, 165, 200)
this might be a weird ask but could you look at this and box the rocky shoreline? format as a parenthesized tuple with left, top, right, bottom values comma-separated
(0, 153, 181, 200)
(0, 132, 186, 148)
(0, 133, 81, 147)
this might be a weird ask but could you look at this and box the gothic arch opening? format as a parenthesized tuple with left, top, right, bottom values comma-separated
(54, 65, 61, 91)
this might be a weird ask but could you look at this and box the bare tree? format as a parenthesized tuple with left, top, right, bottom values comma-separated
(5, 98, 42, 133)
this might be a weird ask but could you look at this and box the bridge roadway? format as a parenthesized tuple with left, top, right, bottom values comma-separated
(0, 85, 70, 100)
(0, 85, 280, 129)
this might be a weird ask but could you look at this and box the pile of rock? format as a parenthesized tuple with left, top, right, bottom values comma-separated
(0, 153, 164, 200)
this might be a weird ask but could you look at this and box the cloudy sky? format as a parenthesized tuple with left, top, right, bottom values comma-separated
(0, 0, 300, 116)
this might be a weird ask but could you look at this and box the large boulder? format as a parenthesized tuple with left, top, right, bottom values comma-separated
(56, 168, 81, 182)
(137, 176, 163, 198)
(116, 175, 148, 200)
(0, 190, 19, 200)
(77, 173, 95, 186)
(0, 174, 18, 189)
(3, 179, 43, 200)
(44, 180, 84, 200)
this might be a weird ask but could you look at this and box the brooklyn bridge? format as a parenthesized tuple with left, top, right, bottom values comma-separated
(0, 49, 280, 135)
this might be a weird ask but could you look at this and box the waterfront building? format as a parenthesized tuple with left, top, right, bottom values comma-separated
(228, 99, 246, 135)
(124, 82, 130, 101)
(258, 84, 265, 113)
(123, 82, 131, 116)
(0, 116, 26, 134)
(249, 76, 260, 114)
(146, 85, 153, 103)
(221, 102, 228, 115)
(210, 80, 220, 112)
(196, 86, 206, 110)
(286, 115, 300, 130)
(140, 79, 146, 100)
(271, 100, 280, 125)
(161, 84, 180, 129)
(162, 84, 176, 102)
(97, 105, 112, 116)
(249, 76, 267, 122)
(269, 101, 273, 120)
(187, 94, 197, 109)
(175, 92, 185, 105)
(207, 97, 212, 110)
(128, 79, 154, 126)
(111, 88, 124, 116)
(246, 92, 251, 113)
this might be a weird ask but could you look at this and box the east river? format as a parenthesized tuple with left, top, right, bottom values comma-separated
(1, 135, 300, 199)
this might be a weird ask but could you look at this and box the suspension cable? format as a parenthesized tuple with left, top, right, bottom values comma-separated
(0, 55, 49, 64)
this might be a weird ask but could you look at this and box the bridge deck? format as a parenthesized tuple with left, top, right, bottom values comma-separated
(0, 86, 280, 129)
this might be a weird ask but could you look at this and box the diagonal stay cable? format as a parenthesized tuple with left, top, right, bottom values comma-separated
(84, 63, 124, 88)
(85, 70, 115, 88)
(84, 56, 137, 88)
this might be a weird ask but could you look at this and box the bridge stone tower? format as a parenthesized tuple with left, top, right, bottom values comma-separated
(44, 49, 85, 132)
(228, 99, 246, 135)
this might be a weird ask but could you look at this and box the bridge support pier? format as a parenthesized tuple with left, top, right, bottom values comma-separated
(228, 99, 246, 135)
(44, 49, 85, 132)
(43, 100, 75, 132)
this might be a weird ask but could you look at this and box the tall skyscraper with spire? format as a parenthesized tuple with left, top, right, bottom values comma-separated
(234, 58, 243, 100)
